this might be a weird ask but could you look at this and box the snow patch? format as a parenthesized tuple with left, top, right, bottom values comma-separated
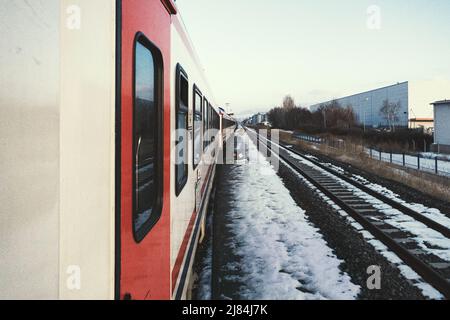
(222, 136, 360, 300)
(274, 152, 445, 300)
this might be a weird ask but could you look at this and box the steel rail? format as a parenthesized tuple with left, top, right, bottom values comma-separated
(254, 130, 450, 238)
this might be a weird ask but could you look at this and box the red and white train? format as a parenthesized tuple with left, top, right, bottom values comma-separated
(0, 0, 236, 300)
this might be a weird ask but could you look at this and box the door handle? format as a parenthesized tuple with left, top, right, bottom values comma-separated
(135, 136, 142, 204)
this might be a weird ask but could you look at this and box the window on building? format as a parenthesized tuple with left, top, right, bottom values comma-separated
(133, 33, 163, 242)
(175, 64, 189, 196)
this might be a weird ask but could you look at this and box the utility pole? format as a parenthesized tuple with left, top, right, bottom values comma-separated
(363, 97, 369, 132)
(370, 96, 373, 129)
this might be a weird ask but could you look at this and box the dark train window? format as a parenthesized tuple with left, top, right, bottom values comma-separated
(209, 103, 214, 142)
(193, 86, 202, 169)
(175, 64, 189, 196)
(133, 33, 163, 243)
(203, 98, 209, 151)
(208, 105, 211, 136)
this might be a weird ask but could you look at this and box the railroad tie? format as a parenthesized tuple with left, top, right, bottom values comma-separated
(430, 262, 450, 270)
(408, 249, 428, 256)
(351, 204, 374, 208)
(393, 238, 416, 244)
(356, 209, 378, 213)
(381, 229, 400, 234)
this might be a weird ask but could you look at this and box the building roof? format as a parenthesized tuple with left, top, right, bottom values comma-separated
(310, 81, 408, 108)
(409, 118, 433, 122)
(431, 99, 450, 106)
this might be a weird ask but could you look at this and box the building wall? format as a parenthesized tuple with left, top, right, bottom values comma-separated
(248, 112, 268, 125)
(434, 104, 450, 146)
(311, 82, 409, 128)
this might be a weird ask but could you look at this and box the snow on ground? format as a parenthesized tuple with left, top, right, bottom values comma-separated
(249, 132, 443, 299)
(221, 135, 360, 300)
(282, 137, 450, 232)
(349, 174, 450, 229)
(421, 152, 450, 161)
(288, 133, 450, 175)
(278, 153, 445, 299)
(248, 129, 448, 298)
(277, 155, 444, 299)
(268, 131, 450, 231)
(294, 150, 450, 231)
(263, 132, 450, 228)
(288, 153, 450, 262)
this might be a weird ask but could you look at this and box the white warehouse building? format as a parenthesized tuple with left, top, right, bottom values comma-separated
(310, 80, 450, 129)
(431, 100, 450, 154)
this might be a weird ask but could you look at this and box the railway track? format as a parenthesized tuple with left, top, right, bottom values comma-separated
(247, 128, 450, 299)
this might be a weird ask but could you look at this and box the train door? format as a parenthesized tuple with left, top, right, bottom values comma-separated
(117, 0, 176, 300)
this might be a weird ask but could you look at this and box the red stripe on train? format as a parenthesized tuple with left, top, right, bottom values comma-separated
(171, 164, 214, 294)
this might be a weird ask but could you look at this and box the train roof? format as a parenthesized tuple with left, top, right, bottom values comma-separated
(171, 2, 219, 111)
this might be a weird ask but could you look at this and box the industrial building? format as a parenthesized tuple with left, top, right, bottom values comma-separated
(246, 112, 268, 126)
(431, 100, 450, 154)
(310, 80, 450, 129)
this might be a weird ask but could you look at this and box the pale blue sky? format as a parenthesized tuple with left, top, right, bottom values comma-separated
(175, 0, 450, 117)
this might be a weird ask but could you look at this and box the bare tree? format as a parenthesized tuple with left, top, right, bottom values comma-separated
(267, 98, 356, 132)
(318, 100, 354, 129)
(318, 104, 328, 129)
(282, 95, 295, 109)
(380, 100, 401, 132)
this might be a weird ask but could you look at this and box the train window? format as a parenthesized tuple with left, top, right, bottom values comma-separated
(133, 33, 163, 243)
(175, 64, 189, 196)
(203, 98, 209, 151)
(214, 111, 219, 130)
(193, 86, 202, 169)
(208, 104, 214, 142)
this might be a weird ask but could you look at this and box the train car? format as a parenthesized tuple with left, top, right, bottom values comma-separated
(0, 0, 236, 300)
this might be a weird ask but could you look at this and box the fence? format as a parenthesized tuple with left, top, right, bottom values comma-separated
(292, 132, 450, 178)
(293, 133, 324, 144)
(367, 148, 450, 177)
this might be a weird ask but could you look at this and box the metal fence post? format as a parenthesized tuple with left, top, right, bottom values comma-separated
(370, 148, 372, 158)
(418, 154, 420, 170)
(390, 152, 393, 163)
(257, 128, 260, 150)
(403, 153, 405, 166)
(435, 157, 438, 174)
(379, 150, 382, 161)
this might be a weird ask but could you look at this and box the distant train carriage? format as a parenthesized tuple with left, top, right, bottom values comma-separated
(0, 0, 236, 300)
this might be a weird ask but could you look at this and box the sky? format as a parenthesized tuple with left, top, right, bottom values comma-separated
(175, 0, 450, 118)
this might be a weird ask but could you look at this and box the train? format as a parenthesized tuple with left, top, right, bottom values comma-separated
(0, 0, 236, 300)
